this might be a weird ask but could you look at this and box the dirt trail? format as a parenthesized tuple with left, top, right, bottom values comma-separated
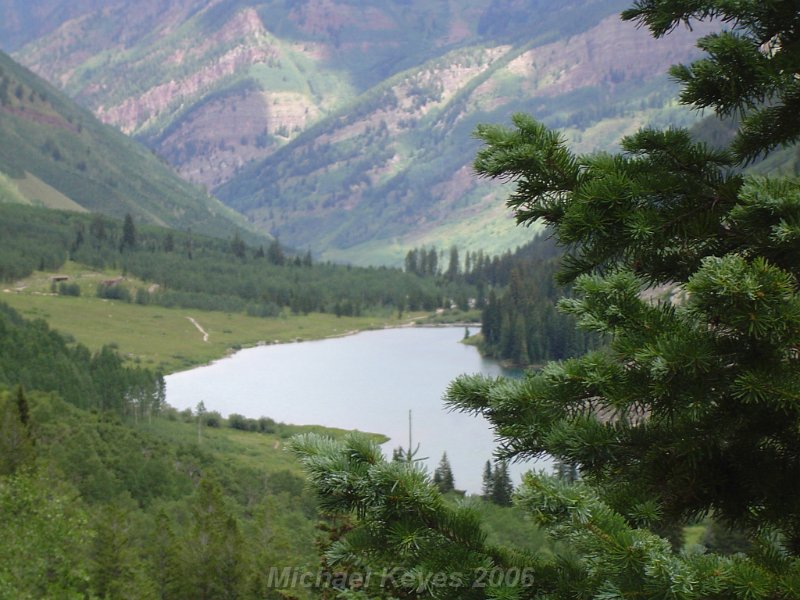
(186, 316, 209, 342)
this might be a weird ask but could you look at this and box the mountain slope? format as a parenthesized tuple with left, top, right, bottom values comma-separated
(6, 1, 644, 196)
(0, 51, 262, 241)
(4, 0, 713, 263)
(218, 14, 711, 263)
(7, 0, 490, 189)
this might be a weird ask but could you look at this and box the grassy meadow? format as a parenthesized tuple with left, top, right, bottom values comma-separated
(3, 261, 426, 374)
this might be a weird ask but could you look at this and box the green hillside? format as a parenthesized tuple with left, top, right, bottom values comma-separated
(0, 299, 351, 598)
(0, 51, 263, 242)
(0, 296, 547, 598)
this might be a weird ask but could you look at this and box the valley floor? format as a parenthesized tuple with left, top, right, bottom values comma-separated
(3, 263, 428, 374)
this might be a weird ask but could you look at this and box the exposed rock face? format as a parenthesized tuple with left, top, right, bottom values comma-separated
(159, 88, 321, 188)
(4, 1, 715, 263)
(95, 8, 277, 134)
(96, 45, 280, 135)
(211, 12, 714, 264)
(12, 0, 215, 80)
(501, 16, 711, 98)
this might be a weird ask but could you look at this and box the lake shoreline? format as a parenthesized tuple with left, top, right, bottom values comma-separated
(165, 326, 531, 494)
(170, 319, 482, 375)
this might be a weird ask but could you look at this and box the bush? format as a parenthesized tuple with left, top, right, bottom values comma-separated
(228, 413, 250, 431)
(96, 282, 131, 302)
(257, 416, 277, 434)
(58, 282, 81, 296)
(204, 411, 222, 428)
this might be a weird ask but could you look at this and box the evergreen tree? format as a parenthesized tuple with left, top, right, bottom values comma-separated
(405, 248, 419, 274)
(163, 232, 175, 253)
(433, 452, 455, 493)
(15, 385, 29, 428)
(230, 232, 246, 259)
(490, 461, 513, 507)
(426, 247, 438, 276)
(149, 510, 182, 600)
(121, 213, 136, 251)
(266, 239, 285, 266)
(481, 460, 492, 500)
(391, 446, 406, 462)
(0, 389, 34, 476)
(72, 223, 85, 253)
(446, 246, 460, 281)
(290, 2, 800, 598)
(554, 459, 579, 483)
(90, 503, 154, 599)
(622, 0, 800, 162)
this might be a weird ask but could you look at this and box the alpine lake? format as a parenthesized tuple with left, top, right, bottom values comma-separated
(166, 326, 550, 493)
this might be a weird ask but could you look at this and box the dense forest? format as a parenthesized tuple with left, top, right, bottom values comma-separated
(404, 234, 602, 366)
(0, 203, 472, 317)
(476, 236, 603, 365)
(1, 203, 595, 366)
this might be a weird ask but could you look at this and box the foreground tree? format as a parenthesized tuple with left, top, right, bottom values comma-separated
(291, 1, 800, 597)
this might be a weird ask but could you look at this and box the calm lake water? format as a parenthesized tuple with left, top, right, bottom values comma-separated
(165, 326, 548, 493)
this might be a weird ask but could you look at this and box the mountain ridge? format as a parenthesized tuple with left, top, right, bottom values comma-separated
(4, 0, 712, 264)
(217, 12, 712, 263)
(0, 50, 265, 242)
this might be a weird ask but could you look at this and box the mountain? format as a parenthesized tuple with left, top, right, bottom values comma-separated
(216, 12, 712, 263)
(0, 50, 262, 241)
(3, 0, 712, 263)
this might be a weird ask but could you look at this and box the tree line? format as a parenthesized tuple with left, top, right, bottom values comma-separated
(1, 203, 602, 367)
(480, 251, 603, 365)
(0, 204, 477, 316)
(407, 235, 603, 366)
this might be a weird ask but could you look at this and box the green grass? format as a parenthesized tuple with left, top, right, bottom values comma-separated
(141, 417, 387, 474)
(2, 291, 422, 373)
(2, 263, 427, 373)
(13, 171, 87, 212)
(461, 332, 483, 347)
(0, 170, 30, 205)
(423, 308, 482, 325)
